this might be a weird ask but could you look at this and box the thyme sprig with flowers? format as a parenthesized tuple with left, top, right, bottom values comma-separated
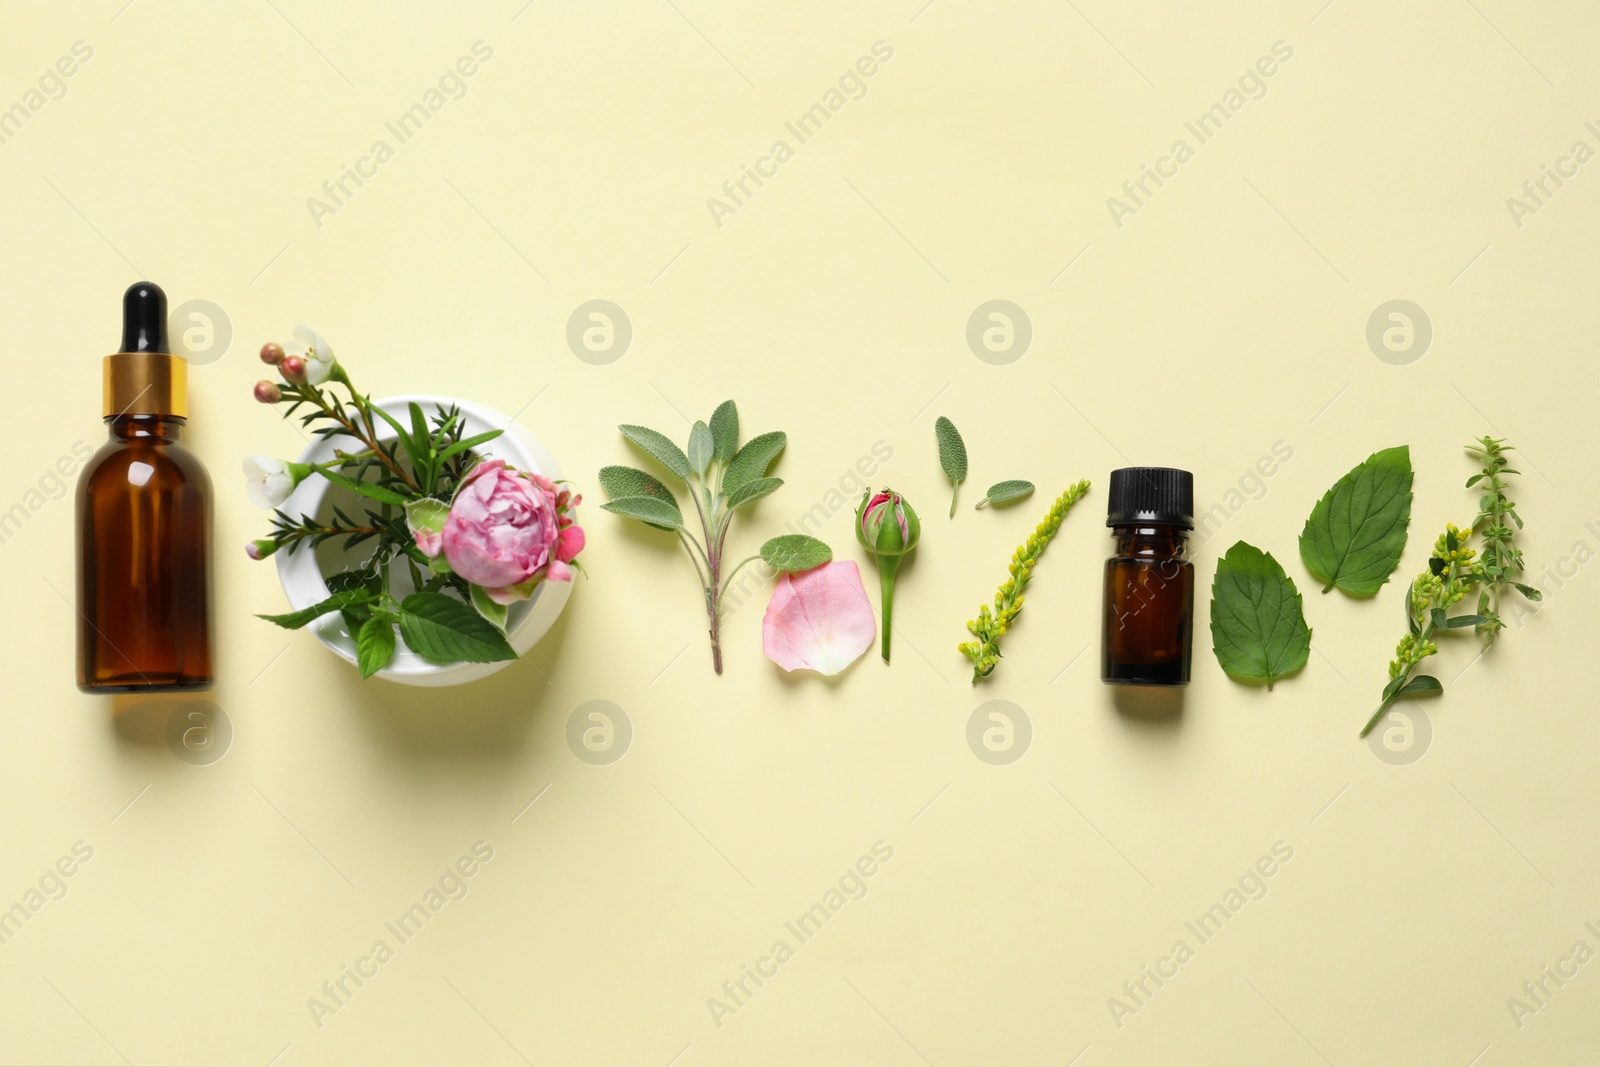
(1465, 436, 1540, 645)
(960, 480, 1090, 683)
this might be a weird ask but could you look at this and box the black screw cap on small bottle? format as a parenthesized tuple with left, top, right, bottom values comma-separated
(1106, 467, 1194, 528)
(120, 281, 168, 354)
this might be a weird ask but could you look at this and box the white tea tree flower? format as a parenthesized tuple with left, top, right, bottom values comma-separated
(285, 324, 337, 385)
(243, 455, 311, 509)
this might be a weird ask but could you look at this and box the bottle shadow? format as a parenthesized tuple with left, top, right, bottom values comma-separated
(1110, 685, 1185, 725)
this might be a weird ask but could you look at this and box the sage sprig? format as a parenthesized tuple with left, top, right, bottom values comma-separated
(601, 401, 827, 674)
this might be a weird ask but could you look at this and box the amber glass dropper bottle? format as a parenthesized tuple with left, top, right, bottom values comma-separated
(75, 282, 213, 692)
(1101, 467, 1194, 687)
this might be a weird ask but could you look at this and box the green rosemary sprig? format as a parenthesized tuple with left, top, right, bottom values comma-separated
(960, 480, 1090, 683)
(1465, 436, 1540, 645)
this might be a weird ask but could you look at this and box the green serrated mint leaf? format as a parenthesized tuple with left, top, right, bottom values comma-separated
(688, 421, 714, 477)
(258, 589, 371, 630)
(398, 592, 516, 665)
(1299, 445, 1414, 596)
(620, 424, 692, 481)
(976, 480, 1034, 509)
(760, 534, 832, 572)
(724, 431, 786, 495)
(356, 613, 397, 679)
(710, 400, 739, 463)
(601, 495, 684, 528)
(726, 476, 782, 511)
(1209, 541, 1312, 690)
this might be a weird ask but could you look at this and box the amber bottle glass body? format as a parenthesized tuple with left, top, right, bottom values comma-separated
(76, 282, 213, 692)
(1101, 468, 1194, 687)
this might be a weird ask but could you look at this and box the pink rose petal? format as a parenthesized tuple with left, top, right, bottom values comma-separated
(762, 560, 876, 676)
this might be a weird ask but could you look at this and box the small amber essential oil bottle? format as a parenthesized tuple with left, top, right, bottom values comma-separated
(1101, 467, 1194, 687)
(76, 282, 213, 692)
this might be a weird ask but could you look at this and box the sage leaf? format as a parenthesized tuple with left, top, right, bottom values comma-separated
(726, 476, 782, 511)
(1299, 445, 1414, 595)
(258, 589, 371, 630)
(760, 534, 832, 572)
(710, 400, 739, 463)
(598, 466, 680, 530)
(935, 416, 967, 517)
(620, 424, 692, 481)
(356, 614, 397, 679)
(1209, 541, 1312, 690)
(976, 480, 1034, 509)
(601, 495, 684, 529)
(688, 421, 714, 477)
(398, 591, 516, 665)
(724, 431, 786, 495)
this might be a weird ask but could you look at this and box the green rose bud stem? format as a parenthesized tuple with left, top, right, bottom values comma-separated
(878, 554, 900, 662)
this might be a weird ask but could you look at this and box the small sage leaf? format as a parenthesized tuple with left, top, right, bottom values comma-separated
(724, 431, 786, 495)
(935, 416, 967, 517)
(620, 424, 692, 481)
(976, 480, 1035, 509)
(726, 476, 782, 511)
(600, 495, 684, 529)
(710, 400, 739, 463)
(688, 421, 714, 477)
(760, 534, 832, 572)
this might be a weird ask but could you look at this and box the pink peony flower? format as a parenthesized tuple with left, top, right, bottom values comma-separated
(761, 560, 876, 675)
(442, 459, 583, 604)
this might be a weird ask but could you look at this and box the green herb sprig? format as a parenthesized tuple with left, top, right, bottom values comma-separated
(1465, 436, 1539, 645)
(959, 480, 1090, 683)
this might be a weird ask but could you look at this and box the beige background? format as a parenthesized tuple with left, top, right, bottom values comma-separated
(2, 0, 1598, 1063)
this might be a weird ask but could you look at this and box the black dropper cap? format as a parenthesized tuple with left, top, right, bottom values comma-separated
(120, 281, 168, 354)
(1106, 467, 1194, 528)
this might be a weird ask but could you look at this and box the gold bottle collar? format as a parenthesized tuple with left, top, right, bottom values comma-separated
(103, 352, 187, 419)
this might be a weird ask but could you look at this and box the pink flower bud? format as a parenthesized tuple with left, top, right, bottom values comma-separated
(260, 342, 284, 365)
(280, 355, 307, 384)
(246, 539, 278, 560)
(254, 380, 283, 404)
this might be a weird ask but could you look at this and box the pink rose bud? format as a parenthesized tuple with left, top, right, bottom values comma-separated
(254, 380, 283, 404)
(280, 355, 307, 384)
(260, 341, 284, 365)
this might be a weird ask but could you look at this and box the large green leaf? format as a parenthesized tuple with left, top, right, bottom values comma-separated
(1299, 445, 1414, 595)
(1210, 541, 1312, 689)
(709, 400, 739, 463)
(397, 592, 517, 664)
(723, 431, 786, 495)
(619, 424, 692, 481)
